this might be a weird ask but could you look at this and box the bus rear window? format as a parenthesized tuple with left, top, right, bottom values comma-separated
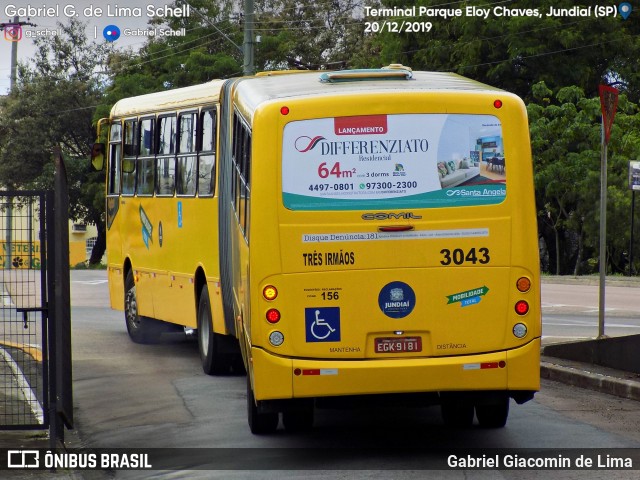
(282, 114, 506, 211)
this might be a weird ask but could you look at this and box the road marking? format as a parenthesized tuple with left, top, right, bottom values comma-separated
(0, 341, 43, 362)
(0, 346, 44, 425)
(71, 280, 108, 285)
(1, 287, 14, 307)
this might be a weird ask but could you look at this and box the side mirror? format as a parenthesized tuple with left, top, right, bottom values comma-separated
(91, 143, 105, 171)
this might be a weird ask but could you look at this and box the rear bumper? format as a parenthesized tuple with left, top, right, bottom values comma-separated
(251, 338, 540, 401)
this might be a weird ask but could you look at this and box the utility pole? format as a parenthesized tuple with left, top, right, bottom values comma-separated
(0, 16, 37, 89)
(597, 84, 619, 338)
(0, 16, 37, 269)
(243, 0, 255, 75)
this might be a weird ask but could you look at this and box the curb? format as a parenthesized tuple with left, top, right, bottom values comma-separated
(541, 359, 640, 402)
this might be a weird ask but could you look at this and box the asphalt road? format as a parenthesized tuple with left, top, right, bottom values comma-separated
(60, 271, 640, 479)
(541, 280, 640, 344)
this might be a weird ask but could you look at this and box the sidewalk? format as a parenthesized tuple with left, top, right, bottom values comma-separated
(541, 355, 640, 402)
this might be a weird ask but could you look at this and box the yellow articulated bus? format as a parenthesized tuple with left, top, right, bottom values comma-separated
(97, 65, 540, 434)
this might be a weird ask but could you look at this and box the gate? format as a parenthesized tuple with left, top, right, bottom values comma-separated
(0, 153, 73, 447)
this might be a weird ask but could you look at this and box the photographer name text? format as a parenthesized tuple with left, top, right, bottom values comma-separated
(5, 4, 190, 19)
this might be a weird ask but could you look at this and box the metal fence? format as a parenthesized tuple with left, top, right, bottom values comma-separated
(0, 152, 73, 447)
(0, 193, 48, 430)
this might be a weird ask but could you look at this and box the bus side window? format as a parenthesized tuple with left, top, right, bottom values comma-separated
(241, 127, 251, 239)
(108, 123, 122, 195)
(231, 113, 241, 210)
(231, 111, 251, 241)
(177, 112, 197, 196)
(122, 119, 138, 195)
(198, 109, 216, 197)
(156, 115, 176, 196)
(137, 117, 155, 196)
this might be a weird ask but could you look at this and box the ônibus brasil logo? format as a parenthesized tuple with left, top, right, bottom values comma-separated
(295, 136, 325, 153)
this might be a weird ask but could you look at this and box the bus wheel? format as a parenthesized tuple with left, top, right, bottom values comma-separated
(475, 398, 509, 428)
(440, 399, 474, 428)
(282, 401, 314, 433)
(197, 284, 228, 375)
(124, 270, 161, 344)
(247, 376, 279, 434)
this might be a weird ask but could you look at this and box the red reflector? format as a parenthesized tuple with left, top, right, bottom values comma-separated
(481, 362, 499, 369)
(515, 300, 529, 315)
(378, 225, 415, 232)
(494, 99, 503, 109)
(280, 106, 290, 115)
(303, 369, 320, 376)
(266, 308, 281, 323)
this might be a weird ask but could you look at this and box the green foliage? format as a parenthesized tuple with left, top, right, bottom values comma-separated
(99, 0, 242, 112)
(254, 0, 366, 70)
(530, 83, 640, 274)
(371, 0, 640, 102)
(0, 17, 109, 263)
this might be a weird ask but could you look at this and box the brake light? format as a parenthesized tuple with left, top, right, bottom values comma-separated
(494, 99, 503, 109)
(515, 301, 529, 315)
(266, 308, 281, 323)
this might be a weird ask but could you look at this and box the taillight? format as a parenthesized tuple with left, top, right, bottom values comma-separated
(263, 285, 278, 301)
(516, 277, 531, 293)
(266, 308, 281, 323)
(515, 300, 529, 315)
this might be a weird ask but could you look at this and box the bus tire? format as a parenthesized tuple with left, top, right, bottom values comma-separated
(282, 402, 314, 433)
(124, 269, 162, 344)
(475, 398, 509, 428)
(198, 284, 228, 375)
(247, 376, 279, 434)
(441, 399, 474, 428)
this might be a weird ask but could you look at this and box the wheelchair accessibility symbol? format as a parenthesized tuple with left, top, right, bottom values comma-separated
(305, 307, 340, 342)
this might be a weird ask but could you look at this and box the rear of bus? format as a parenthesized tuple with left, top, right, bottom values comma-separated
(245, 69, 540, 431)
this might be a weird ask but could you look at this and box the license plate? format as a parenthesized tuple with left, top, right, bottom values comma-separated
(375, 337, 422, 354)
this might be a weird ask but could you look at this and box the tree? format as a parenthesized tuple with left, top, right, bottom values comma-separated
(254, 0, 367, 70)
(97, 0, 242, 121)
(371, 0, 640, 102)
(0, 18, 112, 264)
(529, 83, 640, 274)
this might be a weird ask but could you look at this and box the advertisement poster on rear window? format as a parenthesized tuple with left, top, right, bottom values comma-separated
(282, 114, 506, 210)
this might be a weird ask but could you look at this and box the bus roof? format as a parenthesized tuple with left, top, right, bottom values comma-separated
(109, 68, 505, 120)
(235, 70, 504, 118)
(110, 79, 226, 118)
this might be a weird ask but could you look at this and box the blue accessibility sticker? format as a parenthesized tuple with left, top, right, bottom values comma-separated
(305, 307, 341, 342)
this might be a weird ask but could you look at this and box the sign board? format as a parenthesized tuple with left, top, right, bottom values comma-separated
(599, 85, 619, 144)
(282, 113, 507, 211)
(629, 161, 640, 191)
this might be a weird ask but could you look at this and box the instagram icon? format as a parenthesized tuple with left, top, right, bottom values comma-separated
(4, 24, 22, 41)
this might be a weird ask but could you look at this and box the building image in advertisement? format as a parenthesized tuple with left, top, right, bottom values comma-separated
(95, 65, 540, 433)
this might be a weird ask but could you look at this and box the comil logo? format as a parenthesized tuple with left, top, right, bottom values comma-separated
(4, 24, 22, 42)
(295, 135, 325, 153)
